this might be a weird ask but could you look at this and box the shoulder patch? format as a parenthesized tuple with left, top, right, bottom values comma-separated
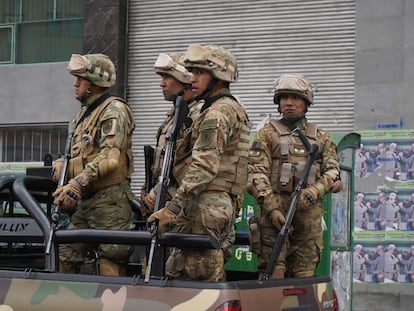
(198, 118, 218, 148)
(200, 129, 213, 147)
(101, 118, 117, 136)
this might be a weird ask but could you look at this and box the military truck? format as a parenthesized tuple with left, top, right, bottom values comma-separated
(0, 174, 338, 311)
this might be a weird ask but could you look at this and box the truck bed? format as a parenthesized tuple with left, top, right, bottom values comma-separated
(0, 269, 335, 310)
(0, 175, 337, 311)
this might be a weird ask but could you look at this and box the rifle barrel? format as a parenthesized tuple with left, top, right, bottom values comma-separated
(262, 144, 318, 279)
(144, 95, 188, 283)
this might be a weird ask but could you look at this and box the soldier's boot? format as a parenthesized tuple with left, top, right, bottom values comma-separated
(293, 270, 314, 278)
(271, 266, 285, 279)
(99, 258, 126, 276)
(59, 260, 77, 273)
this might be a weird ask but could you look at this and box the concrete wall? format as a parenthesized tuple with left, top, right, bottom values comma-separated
(0, 0, 127, 126)
(355, 0, 414, 130)
(0, 63, 77, 124)
(352, 1, 414, 311)
(353, 283, 414, 311)
(331, 252, 352, 311)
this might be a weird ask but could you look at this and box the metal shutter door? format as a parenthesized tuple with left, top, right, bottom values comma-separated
(127, 0, 355, 191)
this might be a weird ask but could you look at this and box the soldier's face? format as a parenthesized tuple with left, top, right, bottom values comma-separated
(159, 74, 184, 101)
(279, 94, 307, 116)
(191, 68, 213, 97)
(74, 76, 91, 100)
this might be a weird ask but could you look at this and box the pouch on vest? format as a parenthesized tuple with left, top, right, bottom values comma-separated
(248, 216, 262, 255)
(152, 146, 163, 179)
(68, 156, 84, 180)
(279, 162, 294, 193)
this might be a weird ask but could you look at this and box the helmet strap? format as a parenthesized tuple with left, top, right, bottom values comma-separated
(194, 77, 218, 101)
(79, 84, 93, 103)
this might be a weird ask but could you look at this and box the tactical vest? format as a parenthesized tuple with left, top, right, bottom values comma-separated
(151, 100, 203, 188)
(268, 120, 322, 194)
(68, 96, 134, 196)
(174, 95, 252, 198)
(151, 106, 175, 185)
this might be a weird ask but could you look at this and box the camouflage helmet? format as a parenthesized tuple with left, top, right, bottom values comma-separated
(183, 44, 238, 83)
(67, 53, 116, 87)
(154, 52, 192, 84)
(273, 73, 313, 105)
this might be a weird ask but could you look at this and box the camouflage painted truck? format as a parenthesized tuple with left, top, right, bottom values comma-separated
(0, 174, 338, 311)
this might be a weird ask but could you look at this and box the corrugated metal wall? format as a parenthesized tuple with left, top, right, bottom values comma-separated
(127, 0, 355, 191)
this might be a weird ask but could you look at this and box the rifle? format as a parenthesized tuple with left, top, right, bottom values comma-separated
(262, 143, 319, 280)
(45, 124, 74, 255)
(144, 144, 155, 194)
(144, 95, 189, 283)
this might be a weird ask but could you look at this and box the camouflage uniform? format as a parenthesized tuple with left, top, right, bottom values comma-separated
(140, 52, 203, 217)
(156, 44, 251, 281)
(58, 54, 135, 275)
(248, 74, 341, 278)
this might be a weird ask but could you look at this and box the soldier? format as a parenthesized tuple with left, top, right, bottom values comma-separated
(140, 52, 201, 218)
(247, 73, 342, 279)
(53, 53, 135, 276)
(148, 44, 251, 281)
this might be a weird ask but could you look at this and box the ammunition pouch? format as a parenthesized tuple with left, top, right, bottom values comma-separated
(79, 250, 99, 275)
(248, 216, 262, 255)
(165, 248, 185, 277)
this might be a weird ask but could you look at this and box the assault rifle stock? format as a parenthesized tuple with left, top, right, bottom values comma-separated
(45, 124, 74, 255)
(144, 95, 189, 283)
(262, 143, 319, 280)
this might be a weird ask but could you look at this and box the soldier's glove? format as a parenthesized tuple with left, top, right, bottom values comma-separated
(298, 185, 319, 210)
(262, 195, 286, 230)
(270, 209, 286, 231)
(51, 157, 64, 183)
(147, 202, 179, 236)
(141, 187, 157, 216)
(53, 179, 82, 212)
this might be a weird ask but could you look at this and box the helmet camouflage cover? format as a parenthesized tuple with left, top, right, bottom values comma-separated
(154, 52, 192, 84)
(273, 73, 314, 105)
(67, 53, 116, 87)
(183, 44, 238, 83)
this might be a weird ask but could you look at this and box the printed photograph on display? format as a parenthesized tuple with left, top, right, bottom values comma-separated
(353, 130, 414, 284)
(352, 242, 414, 284)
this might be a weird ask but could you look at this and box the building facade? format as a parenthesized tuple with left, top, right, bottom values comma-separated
(1, 1, 414, 310)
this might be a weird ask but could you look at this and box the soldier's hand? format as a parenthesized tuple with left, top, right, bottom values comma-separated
(53, 179, 82, 212)
(51, 157, 64, 183)
(261, 194, 285, 230)
(147, 202, 179, 236)
(270, 209, 286, 230)
(141, 187, 157, 216)
(298, 186, 319, 210)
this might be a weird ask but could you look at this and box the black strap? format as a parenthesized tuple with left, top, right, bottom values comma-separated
(200, 93, 237, 113)
(75, 93, 112, 128)
(279, 118, 312, 152)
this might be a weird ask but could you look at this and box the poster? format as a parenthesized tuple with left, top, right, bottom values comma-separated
(353, 129, 414, 284)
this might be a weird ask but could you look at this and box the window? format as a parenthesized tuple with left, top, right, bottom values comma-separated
(0, 125, 68, 162)
(0, 26, 13, 63)
(0, 0, 83, 64)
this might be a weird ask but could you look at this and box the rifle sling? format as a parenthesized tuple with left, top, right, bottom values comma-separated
(200, 93, 237, 113)
(75, 93, 113, 128)
(279, 118, 312, 152)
